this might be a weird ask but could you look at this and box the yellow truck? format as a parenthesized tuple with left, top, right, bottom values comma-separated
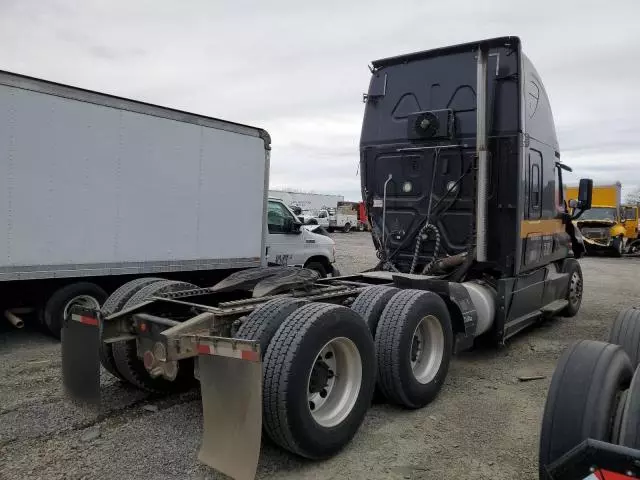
(566, 182, 640, 255)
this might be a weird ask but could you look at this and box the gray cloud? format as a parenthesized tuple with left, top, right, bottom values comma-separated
(1, 0, 639, 200)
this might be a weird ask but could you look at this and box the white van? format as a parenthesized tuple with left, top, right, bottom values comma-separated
(265, 198, 339, 277)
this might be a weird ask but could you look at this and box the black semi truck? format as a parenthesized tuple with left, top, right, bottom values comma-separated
(62, 36, 593, 480)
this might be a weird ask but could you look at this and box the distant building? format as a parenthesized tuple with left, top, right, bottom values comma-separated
(268, 190, 344, 212)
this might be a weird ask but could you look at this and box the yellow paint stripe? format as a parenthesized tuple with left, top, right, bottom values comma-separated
(520, 219, 565, 238)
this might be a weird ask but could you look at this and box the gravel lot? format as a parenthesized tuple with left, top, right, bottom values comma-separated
(2, 232, 639, 480)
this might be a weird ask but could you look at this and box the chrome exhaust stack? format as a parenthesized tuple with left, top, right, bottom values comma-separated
(475, 44, 489, 262)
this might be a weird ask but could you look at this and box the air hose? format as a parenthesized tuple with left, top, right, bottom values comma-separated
(409, 222, 441, 274)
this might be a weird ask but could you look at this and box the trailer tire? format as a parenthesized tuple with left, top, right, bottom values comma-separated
(99, 277, 164, 380)
(111, 280, 197, 392)
(343, 223, 351, 233)
(609, 308, 640, 368)
(375, 289, 453, 409)
(262, 303, 376, 459)
(43, 282, 107, 339)
(559, 259, 583, 317)
(620, 365, 640, 448)
(539, 340, 632, 476)
(236, 298, 308, 359)
(350, 286, 399, 337)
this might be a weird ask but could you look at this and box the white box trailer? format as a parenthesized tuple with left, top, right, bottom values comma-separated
(0, 69, 271, 336)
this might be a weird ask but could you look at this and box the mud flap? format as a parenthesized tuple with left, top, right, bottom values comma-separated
(197, 341, 262, 480)
(61, 309, 101, 406)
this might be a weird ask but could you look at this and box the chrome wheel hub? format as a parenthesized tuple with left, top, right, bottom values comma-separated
(307, 337, 362, 428)
(410, 315, 444, 384)
(569, 272, 583, 306)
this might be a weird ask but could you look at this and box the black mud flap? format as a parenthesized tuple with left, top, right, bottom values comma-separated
(61, 307, 101, 406)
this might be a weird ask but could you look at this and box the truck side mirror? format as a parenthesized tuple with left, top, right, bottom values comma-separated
(284, 217, 302, 234)
(577, 178, 593, 210)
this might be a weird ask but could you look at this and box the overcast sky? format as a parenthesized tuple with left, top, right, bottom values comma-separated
(1, 0, 639, 201)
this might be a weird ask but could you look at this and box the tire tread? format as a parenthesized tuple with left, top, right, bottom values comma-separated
(236, 297, 308, 358)
(262, 302, 375, 459)
(539, 340, 632, 473)
(609, 308, 640, 368)
(263, 303, 337, 455)
(374, 289, 453, 408)
(350, 286, 398, 337)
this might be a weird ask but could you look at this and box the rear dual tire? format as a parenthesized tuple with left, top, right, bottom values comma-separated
(236, 297, 308, 359)
(109, 279, 198, 392)
(350, 286, 399, 337)
(99, 277, 164, 380)
(374, 289, 453, 408)
(262, 303, 376, 459)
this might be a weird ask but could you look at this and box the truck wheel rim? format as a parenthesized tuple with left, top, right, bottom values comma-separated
(410, 315, 444, 384)
(569, 272, 582, 306)
(306, 337, 362, 428)
(63, 295, 101, 319)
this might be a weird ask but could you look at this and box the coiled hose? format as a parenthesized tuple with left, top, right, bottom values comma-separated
(409, 222, 441, 274)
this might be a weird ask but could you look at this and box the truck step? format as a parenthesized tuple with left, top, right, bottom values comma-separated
(541, 300, 569, 316)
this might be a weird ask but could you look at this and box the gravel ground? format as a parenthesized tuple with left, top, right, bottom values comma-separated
(1, 231, 639, 480)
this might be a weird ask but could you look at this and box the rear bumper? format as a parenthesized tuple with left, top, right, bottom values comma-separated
(543, 438, 640, 479)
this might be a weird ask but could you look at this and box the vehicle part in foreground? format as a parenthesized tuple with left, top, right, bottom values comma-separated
(538, 331, 640, 479)
(539, 340, 632, 474)
(609, 307, 640, 368)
